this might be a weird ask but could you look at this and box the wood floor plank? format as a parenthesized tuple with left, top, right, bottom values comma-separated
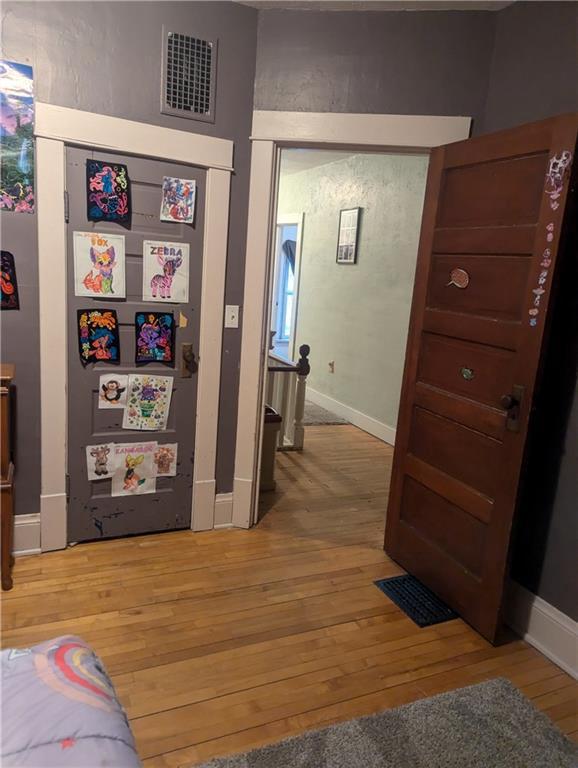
(1, 425, 575, 766)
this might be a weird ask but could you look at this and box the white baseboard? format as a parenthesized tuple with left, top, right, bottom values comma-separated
(214, 492, 233, 527)
(505, 580, 578, 680)
(13, 513, 41, 556)
(307, 387, 396, 446)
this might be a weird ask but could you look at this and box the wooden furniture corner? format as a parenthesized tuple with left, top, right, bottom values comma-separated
(1, 363, 15, 590)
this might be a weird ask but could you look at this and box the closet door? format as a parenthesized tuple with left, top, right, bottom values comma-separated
(66, 148, 204, 542)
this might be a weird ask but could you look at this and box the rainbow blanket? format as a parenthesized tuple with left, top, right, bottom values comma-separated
(1, 635, 141, 766)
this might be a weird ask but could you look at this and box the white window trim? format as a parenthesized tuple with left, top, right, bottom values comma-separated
(35, 102, 233, 550)
(274, 213, 304, 360)
(232, 110, 472, 529)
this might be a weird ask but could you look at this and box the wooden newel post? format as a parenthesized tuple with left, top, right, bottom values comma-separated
(293, 344, 310, 450)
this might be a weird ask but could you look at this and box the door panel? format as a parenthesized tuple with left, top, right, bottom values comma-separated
(66, 147, 205, 543)
(423, 309, 521, 350)
(400, 478, 486, 578)
(409, 408, 502, 499)
(413, 384, 506, 441)
(427, 255, 530, 319)
(418, 334, 515, 406)
(437, 153, 548, 228)
(432, 224, 537, 255)
(385, 115, 577, 642)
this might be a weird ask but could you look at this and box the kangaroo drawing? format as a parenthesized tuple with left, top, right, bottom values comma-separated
(123, 454, 146, 492)
(150, 253, 182, 299)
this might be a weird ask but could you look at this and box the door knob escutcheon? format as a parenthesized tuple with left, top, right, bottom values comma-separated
(501, 385, 525, 432)
(181, 342, 196, 378)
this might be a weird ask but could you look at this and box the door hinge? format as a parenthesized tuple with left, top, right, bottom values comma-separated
(65, 473, 70, 501)
(64, 190, 69, 223)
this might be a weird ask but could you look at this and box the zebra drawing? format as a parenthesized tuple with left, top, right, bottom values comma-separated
(150, 253, 183, 300)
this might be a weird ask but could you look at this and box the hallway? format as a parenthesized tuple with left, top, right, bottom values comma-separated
(1, 426, 576, 766)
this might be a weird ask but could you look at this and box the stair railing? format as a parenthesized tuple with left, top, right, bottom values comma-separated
(266, 344, 310, 450)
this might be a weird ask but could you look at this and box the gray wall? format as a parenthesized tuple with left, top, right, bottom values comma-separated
(482, 1, 578, 133)
(534, 393, 578, 619)
(277, 152, 427, 429)
(1, 0, 258, 505)
(0, 211, 40, 518)
(255, 9, 495, 132)
(482, 1, 578, 620)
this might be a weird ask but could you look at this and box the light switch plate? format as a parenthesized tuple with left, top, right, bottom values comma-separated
(224, 304, 239, 329)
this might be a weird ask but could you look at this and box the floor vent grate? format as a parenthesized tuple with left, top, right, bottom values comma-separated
(374, 574, 458, 627)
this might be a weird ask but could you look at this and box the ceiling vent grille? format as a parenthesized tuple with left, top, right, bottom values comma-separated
(161, 29, 217, 123)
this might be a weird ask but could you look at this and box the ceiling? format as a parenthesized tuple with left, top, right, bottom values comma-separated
(238, 1, 513, 11)
(280, 148, 361, 176)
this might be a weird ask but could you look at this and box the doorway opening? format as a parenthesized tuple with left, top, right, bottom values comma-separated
(260, 146, 429, 517)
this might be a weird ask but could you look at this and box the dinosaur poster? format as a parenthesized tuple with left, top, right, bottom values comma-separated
(1, 250, 20, 310)
(77, 309, 120, 367)
(86, 159, 131, 223)
(111, 441, 157, 497)
(73, 231, 126, 298)
(98, 373, 128, 409)
(135, 312, 175, 365)
(142, 241, 189, 303)
(0, 61, 34, 214)
(159, 176, 196, 223)
(85, 443, 115, 481)
(153, 443, 178, 477)
(122, 374, 173, 431)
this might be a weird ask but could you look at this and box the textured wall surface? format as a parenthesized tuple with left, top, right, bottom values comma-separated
(482, 1, 578, 133)
(1, 0, 258, 502)
(255, 9, 495, 132)
(277, 152, 427, 429)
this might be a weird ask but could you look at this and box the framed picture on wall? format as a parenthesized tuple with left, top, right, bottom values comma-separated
(336, 207, 361, 264)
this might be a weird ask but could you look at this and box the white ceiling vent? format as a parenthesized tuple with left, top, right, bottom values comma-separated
(161, 28, 217, 123)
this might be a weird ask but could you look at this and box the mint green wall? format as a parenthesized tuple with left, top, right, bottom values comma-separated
(277, 152, 428, 430)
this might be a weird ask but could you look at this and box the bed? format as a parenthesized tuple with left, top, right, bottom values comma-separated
(1, 635, 141, 767)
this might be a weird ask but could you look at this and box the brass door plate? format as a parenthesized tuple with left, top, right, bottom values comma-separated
(181, 342, 195, 378)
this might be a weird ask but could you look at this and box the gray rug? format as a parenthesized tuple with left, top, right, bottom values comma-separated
(196, 679, 577, 767)
(303, 399, 348, 426)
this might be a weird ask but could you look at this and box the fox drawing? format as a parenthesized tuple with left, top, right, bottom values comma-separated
(83, 246, 117, 294)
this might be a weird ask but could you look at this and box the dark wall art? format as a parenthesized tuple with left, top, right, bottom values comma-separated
(0, 250, 20, 310)
(86, 159, 131, 223)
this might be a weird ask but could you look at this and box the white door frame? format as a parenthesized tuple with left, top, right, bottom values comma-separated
(35, 102, 233, 551)
(232, 110, 472, 529)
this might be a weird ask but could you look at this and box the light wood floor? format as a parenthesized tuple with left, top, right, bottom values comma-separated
(2, 425, 577, 766)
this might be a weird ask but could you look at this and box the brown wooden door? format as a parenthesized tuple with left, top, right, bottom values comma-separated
(384, 114, 577, 643)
